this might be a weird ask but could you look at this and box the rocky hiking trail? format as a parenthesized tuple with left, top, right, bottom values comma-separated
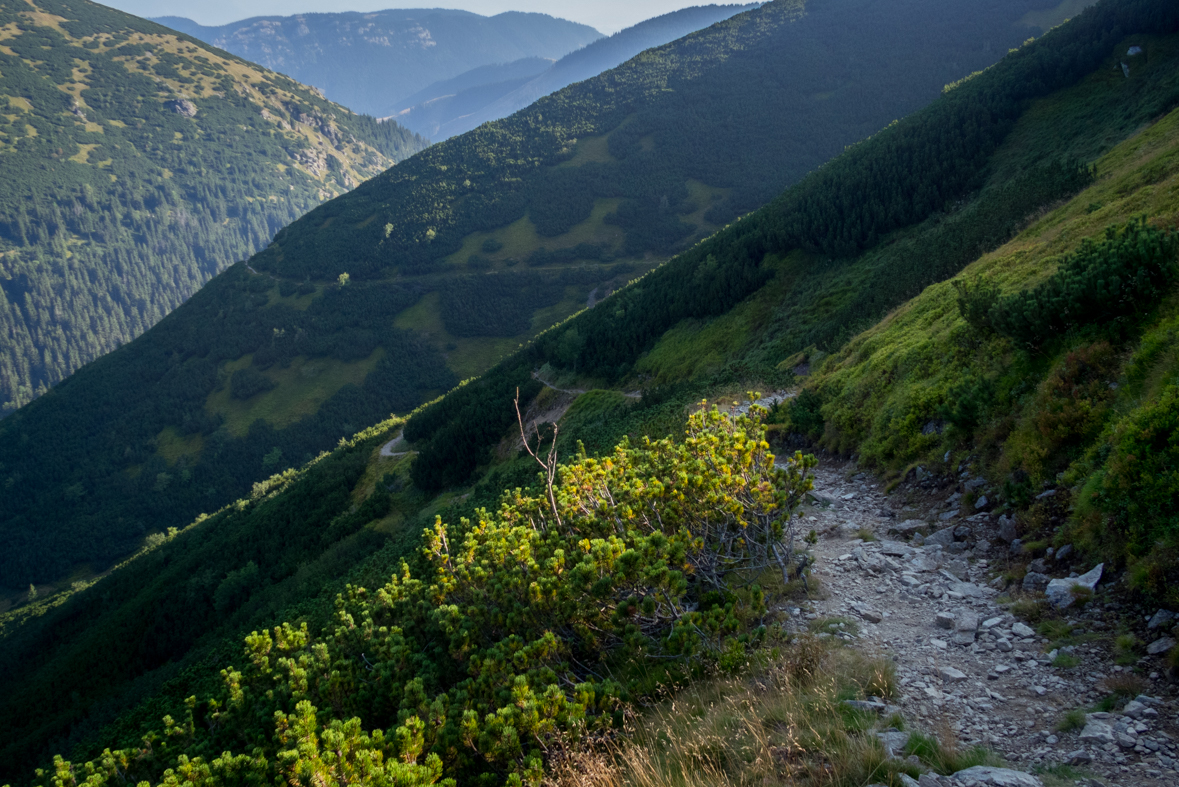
(784, 459, 1179, 787)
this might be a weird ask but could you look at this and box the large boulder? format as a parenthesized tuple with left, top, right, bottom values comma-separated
(950, 766, 1043, 786)
(1044, 563, 1103, 608)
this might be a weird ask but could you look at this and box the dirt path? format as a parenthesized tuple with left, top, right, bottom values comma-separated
(532, 371, 641, 399)
(789, 460, 1179, 786)
(379, 433, 409, 458)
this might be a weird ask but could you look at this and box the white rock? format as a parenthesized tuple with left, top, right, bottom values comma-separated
(1079, 717, 1115, 744)
(950, 765, 1043, 786)
(1012, 622, 1035, 638)
(1045, 563, 1103, 608)
(939, 666, 968, 682)
(1147, 609, 1175, 629)
(1146, 636, 1176, 655)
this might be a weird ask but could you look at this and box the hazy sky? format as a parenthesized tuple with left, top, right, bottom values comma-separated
(100, 1, 726, 33)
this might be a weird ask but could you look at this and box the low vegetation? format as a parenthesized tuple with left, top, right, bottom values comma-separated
(10, 404, 818, 786)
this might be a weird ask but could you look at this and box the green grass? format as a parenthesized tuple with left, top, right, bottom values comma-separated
(154, 427, 204, 465)
(206, 351, 385, 437)
(1052, 652, 1081, 669)
(1055, 708, 1087, 732)
(440, 198, 627, 269)
(636, 256, 794, 383)
(555, 133, 616, 168)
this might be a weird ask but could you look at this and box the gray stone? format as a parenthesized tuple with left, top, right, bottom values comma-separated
(1079, 718, 1115, 744)
(1035, 489, 1057, 500)
(1065, 749, 1092, 765)
(936, 612, 956, 629)
(939, 666, 968, 682)
(169, 98, 197, 117)
(1054, 544, 1074, 562)
(1045, 563, 1103, 609)
(1146, 637, 1176, 656)
(950, 765, 1043, 786)
(852, 603, 883, 624)
(982, 616, 1004, 629)
(1009, 537, 1023, 555)
(996, 638, 1013, 652)
(953, 524, 973, 540)
(974, 495, 989, 509)
(808, 490, 836, 507)
(843, 699, 886, 713)
(1147, 609, 1176, 630)
(946, 541, 970, 555)
(919, 775, 947, 787)
(1022, 572, 1049, 591)
(1117, 732, 1137, 749)
(955, 610, 980, 633)
(943, 559, 970, 581)
(890, 519, 928, 537)
(881, 541, 913, 558)
(877, 728, 911, 755)
(926, 528, 957, 547)
(1027, 558, 1048, 574)
(898, 775, 920, 787)
(997, 515, 1018, 543)
(938, 510, 960, 522)
(964, 477, 987, 492)
(1011, 622, 1035, 638)
(1122, 700, 1148, 719)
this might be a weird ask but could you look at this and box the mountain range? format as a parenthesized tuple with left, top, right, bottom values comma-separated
(390, 4, 761, 140)
(0, 0, 426, 415)
(0, 0, 1059, 599)
(154, 9, 603, 117)
(3, 0, 1177, 783)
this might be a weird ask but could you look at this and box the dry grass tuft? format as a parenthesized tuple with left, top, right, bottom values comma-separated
(547, 636, 926, 787)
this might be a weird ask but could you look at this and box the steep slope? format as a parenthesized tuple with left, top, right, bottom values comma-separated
(154, 9, 602, 117)
(1, 2, 1175, 783)
(393, 4, 760, 141)
(0, 0, 427, 414)
(0, 0, 1055, 591)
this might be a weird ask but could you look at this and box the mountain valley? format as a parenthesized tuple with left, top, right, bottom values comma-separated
(4, 1, 1179, 786)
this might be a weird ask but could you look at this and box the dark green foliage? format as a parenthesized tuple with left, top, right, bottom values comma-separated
(255, 0, 1048, 282)
(0, 427, 397, 782)
(1091, 384, 1179, 554)
(788, 387, 825, 439)
(0, 267, 454, 586)
(405, 0, 1179, 492)
(0, 0, 427, 415)
(229, 368, 275, 400)
(439, 273, 565, 337)
(982, 218, 1179, 347)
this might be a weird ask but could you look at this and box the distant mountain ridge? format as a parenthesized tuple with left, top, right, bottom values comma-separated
(0, 0, 426, 415)
(391, 4, 761, 140)
(152, 9, 602, 116)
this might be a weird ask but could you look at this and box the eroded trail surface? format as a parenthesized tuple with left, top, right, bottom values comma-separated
(790, 460, 1179, 787)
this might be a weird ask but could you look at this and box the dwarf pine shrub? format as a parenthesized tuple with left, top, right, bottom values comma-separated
(30, 404, 814, 787)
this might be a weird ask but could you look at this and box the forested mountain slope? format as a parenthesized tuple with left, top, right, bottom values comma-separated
(2, 2, 1176, 784)
(0, 0, 426, 414)
(154, 9, 602, 117)
(0, 0, 1057, 593)
(392, 4, 760, 140)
